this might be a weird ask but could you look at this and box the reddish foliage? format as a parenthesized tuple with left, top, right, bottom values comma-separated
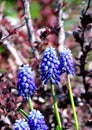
(0, 0, 92, 130)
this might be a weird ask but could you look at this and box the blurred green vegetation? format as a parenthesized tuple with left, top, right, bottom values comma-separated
(0, 46, 5, 54)
(64, 19, 78, 30)
(0, 0, 18, 17)
(1, 0, 90, 29)
(30, 1, 41, 19)
(87, 51, 92, 61)
(0, 0, 41, 19)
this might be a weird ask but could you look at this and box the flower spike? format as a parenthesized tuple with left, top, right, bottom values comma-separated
(40, 47, 60, 84)
(17, 64, 37, 101)
(59, 48, 75, 75)
(28, 109, 48, 130)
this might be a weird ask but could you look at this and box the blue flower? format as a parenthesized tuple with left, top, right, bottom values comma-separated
(28, 109, 48, 130)
(17, 64, 37, 101)
(40, 47, 60, 84)
(59, 48, 74, 75)
(14, 119, 30, 130)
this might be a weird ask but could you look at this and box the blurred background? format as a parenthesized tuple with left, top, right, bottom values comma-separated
(0, 0, 92, 130)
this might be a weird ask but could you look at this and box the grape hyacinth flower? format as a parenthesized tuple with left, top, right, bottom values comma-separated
(17, 64, 37, 101)
(40, 47, 60, 84)
(59, 48, 75, 75)
(14, 119, 30, 130)
(28, 109, 48, 130)
(60, 48, 79, 129)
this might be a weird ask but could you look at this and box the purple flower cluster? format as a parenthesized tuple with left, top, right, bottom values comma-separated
(59, 48, 75, 75)
(14, 119, 30, 130)
(15, 47, 74, 130)
(28, 109, 48, 130)
(17, 64, 37, 101)
(14, 110, 48, 130)
(40, 47, 74, 84)
(40, 47, 60, 84)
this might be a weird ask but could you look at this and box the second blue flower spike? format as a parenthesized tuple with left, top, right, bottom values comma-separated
(59, 48, 75, 75)
(40, 47, 60, 84)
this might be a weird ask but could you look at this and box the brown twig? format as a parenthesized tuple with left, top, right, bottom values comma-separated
(84, 0, 91, 14)
(0, 25, 23, 66)
(21, 0, 39, 58)
(1, 23, 25, 42)
(56, 0, 65, 52)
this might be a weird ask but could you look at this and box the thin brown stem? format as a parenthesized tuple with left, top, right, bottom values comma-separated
(56, 0, 65, 52)
(21, 0, 39, 58)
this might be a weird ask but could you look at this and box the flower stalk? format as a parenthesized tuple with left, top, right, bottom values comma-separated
(50, 84, 62, 130)
(67, 75, 79, 130)
(28, 96, 33, 111)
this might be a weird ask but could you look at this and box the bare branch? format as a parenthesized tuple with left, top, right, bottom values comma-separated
(22, 0, 35, 43)
(4, 41, 23, 66)
(56, 0, 65, 52)
(0, 25, 23, 66)
(1, 23, 25, 42)
(84, 0, 91, 14)
(21, 0, 38, 57)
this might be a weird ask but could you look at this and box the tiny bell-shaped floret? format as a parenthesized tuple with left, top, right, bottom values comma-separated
(40, 47, 60, 84)
(17, 64, 37, 101)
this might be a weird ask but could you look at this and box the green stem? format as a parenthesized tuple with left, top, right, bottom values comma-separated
(67, 75, 79, 130)
(28, 96, 33, 111)
(50, 84, 62, 130)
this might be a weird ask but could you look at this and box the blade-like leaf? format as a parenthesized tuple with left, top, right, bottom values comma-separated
(18, 108, 28, 119)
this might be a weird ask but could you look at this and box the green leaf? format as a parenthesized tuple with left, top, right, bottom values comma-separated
(18, 108, 28, 119)
(30, 1, 41, 19)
